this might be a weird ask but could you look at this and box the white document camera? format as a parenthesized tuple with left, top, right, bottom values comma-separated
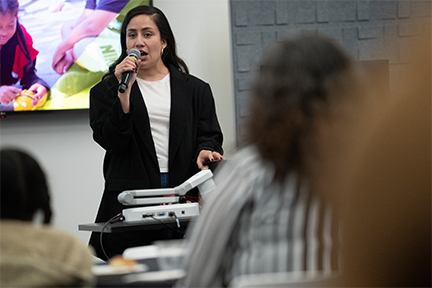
(117, 169, 215, 223)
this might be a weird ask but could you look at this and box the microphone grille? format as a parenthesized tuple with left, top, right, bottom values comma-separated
(128, 48, 141, 59)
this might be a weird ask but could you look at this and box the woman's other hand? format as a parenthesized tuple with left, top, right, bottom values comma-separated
(197, 149, 224, 170)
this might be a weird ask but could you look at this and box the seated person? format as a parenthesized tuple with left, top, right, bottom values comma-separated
(0, 148, 95, 287)
(178, 34, 362, 287)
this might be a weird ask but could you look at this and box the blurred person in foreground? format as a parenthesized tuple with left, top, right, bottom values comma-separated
(0, 148, 95, 287)
(178, 34, 363, 287)
(334, 31, 431, 287)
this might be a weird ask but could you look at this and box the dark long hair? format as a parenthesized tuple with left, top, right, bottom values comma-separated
(0, 0, 33, 63)
(1, 149, 52, 224)
(103, 5, 188, 80)
(247, 34, 359, 181)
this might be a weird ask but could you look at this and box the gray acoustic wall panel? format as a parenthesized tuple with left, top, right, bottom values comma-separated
(230, 0, 431, 144)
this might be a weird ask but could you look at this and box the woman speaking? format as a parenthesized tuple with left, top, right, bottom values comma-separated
(89, 5, 224, 260)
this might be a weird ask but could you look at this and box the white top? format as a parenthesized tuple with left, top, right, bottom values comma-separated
(136, 74, 171, 173)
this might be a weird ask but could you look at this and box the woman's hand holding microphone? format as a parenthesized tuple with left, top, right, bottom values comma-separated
(115, 49, 141, 114)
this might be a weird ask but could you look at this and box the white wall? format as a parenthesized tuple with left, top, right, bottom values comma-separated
(0, 0, 234, 244)
(155, 0, 236, 151)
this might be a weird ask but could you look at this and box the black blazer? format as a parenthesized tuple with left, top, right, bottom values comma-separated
(90, 65, 223, 194)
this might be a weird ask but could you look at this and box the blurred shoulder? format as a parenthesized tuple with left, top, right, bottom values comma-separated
(0, 220, 95, 287)
(214, 145, 274, 184)
(0, 220, 93, 259)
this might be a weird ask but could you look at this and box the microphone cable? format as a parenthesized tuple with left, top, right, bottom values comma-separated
(99, 213, 125, 261)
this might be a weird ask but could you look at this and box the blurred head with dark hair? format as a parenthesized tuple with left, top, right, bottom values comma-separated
(246, 34, 360, 182)
(1, 149, 52, 224)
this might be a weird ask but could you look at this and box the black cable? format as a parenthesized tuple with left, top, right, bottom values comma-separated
(99, 213, 124, 261)
(143, 213, 185, 236)
(100, 212, 184, 260)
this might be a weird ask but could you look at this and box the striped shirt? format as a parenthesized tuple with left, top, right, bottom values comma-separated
(180, 146, 339, 287)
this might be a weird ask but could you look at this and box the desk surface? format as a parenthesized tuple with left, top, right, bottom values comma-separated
(79, 217, 196, 233)
(95, 243, 187, 287)
(96, 258, 184, 287)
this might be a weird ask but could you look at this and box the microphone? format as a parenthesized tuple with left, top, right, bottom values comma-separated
(118, 48, 141, 93)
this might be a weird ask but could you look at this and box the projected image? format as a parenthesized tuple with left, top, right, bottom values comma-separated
(0, 0, 150, 113)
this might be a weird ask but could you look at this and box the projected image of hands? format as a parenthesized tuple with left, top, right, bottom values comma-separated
(1, 0, 150, 113)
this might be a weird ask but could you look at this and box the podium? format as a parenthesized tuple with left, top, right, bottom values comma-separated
(78, 216, 197, 233)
